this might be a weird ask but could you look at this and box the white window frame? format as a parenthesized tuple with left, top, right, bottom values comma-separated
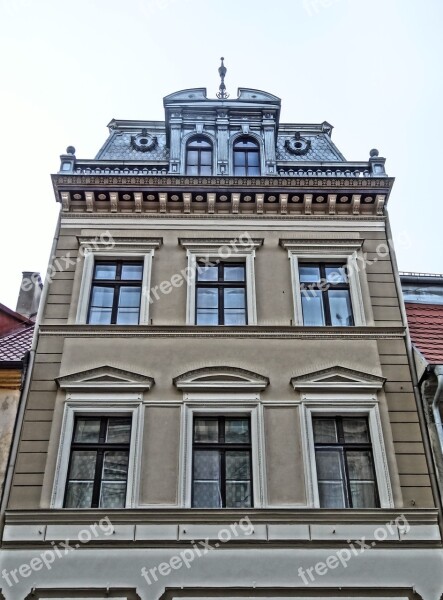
(179, 238, 262, 325)
(280, 239, 367, 326)
(75, 237, 162, 325)
(299, 392, 394, 509)
(51, 394, 144, 509)
(180, 396, 267, 508)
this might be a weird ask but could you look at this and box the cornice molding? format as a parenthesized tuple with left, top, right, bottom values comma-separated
(56, 365, 155, 391)
(291, 365, 386, 391)
(174, 366, 269, 391)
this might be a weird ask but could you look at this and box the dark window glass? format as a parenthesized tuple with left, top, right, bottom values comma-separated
(192, 417, 252, 508)
(299, 263, 354, 326)
(195, 262, 246, 325)
(185, 137, 213, 176)
(313, 416, 379, 508)
(64, 417, 131, 509)
(233, 137, 261, 176)
(88, 261, 143, 325)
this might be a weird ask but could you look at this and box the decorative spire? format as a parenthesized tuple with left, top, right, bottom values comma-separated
(216, 57, 229, 99)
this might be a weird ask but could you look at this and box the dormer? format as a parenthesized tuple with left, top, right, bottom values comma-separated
(163, 59, 281, 176)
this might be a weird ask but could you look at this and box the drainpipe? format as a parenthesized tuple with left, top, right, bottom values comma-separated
(386, 216, 443, 534)
(432, 365, 443, 453)
(0, 209, 62, 532)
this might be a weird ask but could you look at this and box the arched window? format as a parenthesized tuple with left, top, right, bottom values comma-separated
(185, 137, 213, 176)
(233, 137, 261, 176)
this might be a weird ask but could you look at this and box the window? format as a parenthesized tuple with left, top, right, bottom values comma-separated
(88, 261, 143, 325)
(64, 416, 132, 509)
(185, 136, 213, 175)
(196, 261, 246, 325)
(299, 263, 354, 326)
(233, 137, 260, 176)
(192, 416, 252, 508)
(313, 416, 379, 508)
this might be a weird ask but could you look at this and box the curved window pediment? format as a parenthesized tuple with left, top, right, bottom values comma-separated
(185, 136, 213, 176)
(233, 136, 261, 176)
(173, 366, 269, 391)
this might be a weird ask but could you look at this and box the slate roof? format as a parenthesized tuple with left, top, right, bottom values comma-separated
(0, 325, 34, 362)
(276, 133, 345, 162)
(405, 302, 443, 364)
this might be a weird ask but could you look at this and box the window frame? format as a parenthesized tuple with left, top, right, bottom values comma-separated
(181, 401, 267, 508)
(51, 396, 144, 509)
(299, 262, 354, 326)
(87, 260, 144, 325)
(280, 239, 369, 327)
(195, 261, 248, 326)
(74, 237, 162, 325)
(179, 239, 262, 326)
(64, 415, 132, 509)
(313, 415, 380, 508)
(185, 136, 214, 176)
(192, 415, 253, 509)
(233, 136, 261, 176)
(299, 393, 394, 509)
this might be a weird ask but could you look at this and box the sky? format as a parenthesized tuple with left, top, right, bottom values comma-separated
(0, 0, 442, 310)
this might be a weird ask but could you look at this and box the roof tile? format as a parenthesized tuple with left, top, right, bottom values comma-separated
(405, 302, 443, 364)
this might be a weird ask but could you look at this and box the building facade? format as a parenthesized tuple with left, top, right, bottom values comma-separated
(1, 65, 442, 600)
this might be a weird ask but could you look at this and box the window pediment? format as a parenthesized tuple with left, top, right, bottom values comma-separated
(56, 365, 154, 391)
(291, 366, 385, 391)
(174, 366, 269, 391)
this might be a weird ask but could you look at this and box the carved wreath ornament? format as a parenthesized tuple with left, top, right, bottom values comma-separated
(285, 132, 311, 156)
(131, 129, 158, 152)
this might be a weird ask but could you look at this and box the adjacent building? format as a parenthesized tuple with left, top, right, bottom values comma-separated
(1, 64, 442, 600)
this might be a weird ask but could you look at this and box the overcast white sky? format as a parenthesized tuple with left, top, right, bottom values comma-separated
(0, 0, 442, 310)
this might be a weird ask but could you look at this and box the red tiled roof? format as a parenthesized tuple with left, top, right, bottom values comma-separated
(405, 302, 443, 364)
(0, 325, 34, 362)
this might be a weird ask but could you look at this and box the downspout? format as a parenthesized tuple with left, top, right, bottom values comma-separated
(0, 209, 62, 532)
(386, 215, 443, 534)
(432, 365, 443, 453)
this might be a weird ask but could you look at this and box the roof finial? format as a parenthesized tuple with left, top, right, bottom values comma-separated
(216, 57, 229, 99)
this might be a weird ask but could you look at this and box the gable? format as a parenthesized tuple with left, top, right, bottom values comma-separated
(56, 365, 154, 391)
(291, 366, 385, 391)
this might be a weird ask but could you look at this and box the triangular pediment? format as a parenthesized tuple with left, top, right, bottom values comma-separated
(56, 365, 154, 391)
(291, 366, 385, 391)
(173, 366, 269, 391)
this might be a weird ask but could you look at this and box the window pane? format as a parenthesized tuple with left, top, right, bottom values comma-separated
(193, 482, 222, 508)
(226, 451, 251, 480)
(197, 265, 218, 281)
(301, 291, 325, 326)
(200, 151, 212, 165)
(200, 165, 212, 175)
(247, 166, 260, 176)
(224, 288, 245, 309)
(350, 481, 378, 508)
(91, 286, 114, 307)
(226, 482, 251, 508)
(299, 266, 321, 283)
(118, 287, 141, 308)
(234, 166, 246, 176)
(94, 264, 116, 280)
(318, 482, 346, 508)
(107, 418, 131, 443)
(197, 288, 218, 308)
(193, 450, 220, 479)
(313, 419, 337, 443)
(116, 309, 139, 325)
(88, 307, 112, 324)
(100, 482, 126, 508)
(121, 264, 143, 280)
(234, 152, 246, 166)
(102, 451, 129, 481)
(65, 481, 93, 508)
(224, 266, 245, 282)
(187, 150, 198, 165)
(225, 419, 250, 443)
(186, 165, 198, 176)
(347, 450, 375, 481)
(74, 420, 100, 443)
(196, 309, 219, 325)
(325, 266, 348, 284)
(194, 419, 219, 442)
(247, 152, 260, 167)
(343, 418, 370, 443)
(328, 290, 353, 326)
(315, 449, 343, 481)
(68, 451, 97, 480)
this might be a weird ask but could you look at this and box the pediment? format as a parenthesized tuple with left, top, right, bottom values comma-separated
(174, 366, 269, 391)
(56, 365, 154, 391)
(291, 366, 385, 391)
